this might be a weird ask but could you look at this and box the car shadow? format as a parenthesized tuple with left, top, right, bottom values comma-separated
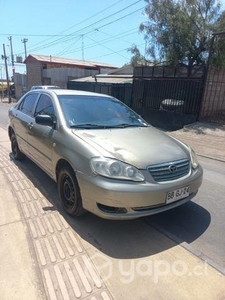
(143, 201, 211, 245)
(10, 154, 211, 260)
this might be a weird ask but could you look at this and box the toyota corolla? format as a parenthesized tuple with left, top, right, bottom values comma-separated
(8, 89, 203, 219)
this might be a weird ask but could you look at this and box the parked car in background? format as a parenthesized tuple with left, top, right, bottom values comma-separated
(8, 89, 203, 220)
(0, 81, 15, 96)
(30, 85, 61, 90)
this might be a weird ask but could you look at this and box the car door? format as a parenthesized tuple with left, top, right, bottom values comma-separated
(12, 93, 39, 155)
(27, 93, 56, 175)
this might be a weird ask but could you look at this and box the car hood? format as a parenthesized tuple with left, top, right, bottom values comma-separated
(72, 126, 189, 169)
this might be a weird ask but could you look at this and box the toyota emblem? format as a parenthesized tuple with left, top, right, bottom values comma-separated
(169, 165, 177, 173)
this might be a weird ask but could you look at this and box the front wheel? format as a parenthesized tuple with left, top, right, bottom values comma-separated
(11, 134, 24, 160)
(58, 166, 85, 217)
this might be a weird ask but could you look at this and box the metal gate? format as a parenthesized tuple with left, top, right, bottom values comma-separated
(200, 32, 225, 124)
(132, 66, 206, 130)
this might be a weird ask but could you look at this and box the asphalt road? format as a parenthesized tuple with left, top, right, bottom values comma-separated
(143, 157, 225, 272)
(1, 102, 224, 274)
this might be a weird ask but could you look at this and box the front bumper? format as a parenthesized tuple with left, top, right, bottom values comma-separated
(77, 165, 203, 220)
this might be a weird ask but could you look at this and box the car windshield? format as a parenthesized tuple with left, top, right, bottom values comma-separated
(58, 95, 149, 129)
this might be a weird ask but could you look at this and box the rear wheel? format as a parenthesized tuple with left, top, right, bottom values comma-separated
(58, 165, 85, 217)
(11, 134, 24, 160)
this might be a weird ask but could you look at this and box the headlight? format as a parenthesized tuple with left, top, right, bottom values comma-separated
(90, 157, 145, 182)
(189, 148, 199, 169)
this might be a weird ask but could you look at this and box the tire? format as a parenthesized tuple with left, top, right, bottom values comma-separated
(11, 134, 25, 160)
(58, 165, 85, 217)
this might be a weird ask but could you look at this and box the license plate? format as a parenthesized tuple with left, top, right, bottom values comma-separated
(166, 186, 190, 203)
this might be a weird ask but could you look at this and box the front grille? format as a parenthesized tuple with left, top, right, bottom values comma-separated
(148, 159, 190, 182)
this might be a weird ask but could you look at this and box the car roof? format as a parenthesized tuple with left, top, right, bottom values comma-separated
(30, 89, 110, 98)
(31, 85, 60, 90)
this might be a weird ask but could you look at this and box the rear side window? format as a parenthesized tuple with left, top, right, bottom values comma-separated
(19, 93, 39, 116)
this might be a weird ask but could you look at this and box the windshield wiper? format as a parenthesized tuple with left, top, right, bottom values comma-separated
(70, 123, 112, 129)
(70, 123, 149, 129)
(112, 123, 148, 128)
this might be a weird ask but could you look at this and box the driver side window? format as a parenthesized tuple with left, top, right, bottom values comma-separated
(35, 94, 55, 117)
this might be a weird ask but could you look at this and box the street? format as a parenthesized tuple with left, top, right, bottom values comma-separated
(0, 101, 224, 299)
(144, 156, 225, 272)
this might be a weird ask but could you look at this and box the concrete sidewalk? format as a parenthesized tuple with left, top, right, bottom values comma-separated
(0, 116, 225, 299)
(0, 128, 46, 299)
(168, 122, 225, 162)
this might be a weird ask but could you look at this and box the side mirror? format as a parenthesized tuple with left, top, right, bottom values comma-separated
(35, 115, 55, 127)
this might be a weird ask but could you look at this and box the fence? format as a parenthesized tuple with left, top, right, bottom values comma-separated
(67, 58, 225, 129)
(67, 81, 132, 106)
(200, 32, 225, 124)
(131, 66, 206, 130)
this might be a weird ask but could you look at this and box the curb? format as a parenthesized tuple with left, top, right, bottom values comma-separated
(146, 220, 225, 276)
(196, 153, 225, 163)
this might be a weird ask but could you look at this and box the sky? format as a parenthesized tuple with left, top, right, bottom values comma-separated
(0, 0, 225, 79)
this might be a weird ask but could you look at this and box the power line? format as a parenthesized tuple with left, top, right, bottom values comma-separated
(96, 28, 136, 44)
(60, 28, 138, 56)
(28, 6, 143, 55)
(85, 35, 129, 59)
(23, 1, 143, 54)
(86, 42, 145, 61)
(25, 0, 123, 49)
(0, 33, 73, 37)
(56, 36, 82, 56)
(95, 6, 144, 30)
(14, 0, 134, 53)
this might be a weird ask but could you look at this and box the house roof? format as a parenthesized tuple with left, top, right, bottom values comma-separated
(24, 54, 117, 69)
(70, 74, 133, 84)
(69, 65, 134, 84)
(107, 64, 133, 75)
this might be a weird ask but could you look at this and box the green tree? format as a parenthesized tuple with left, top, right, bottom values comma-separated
(129, 44, 147, 66)
(130, 0, 223, 67)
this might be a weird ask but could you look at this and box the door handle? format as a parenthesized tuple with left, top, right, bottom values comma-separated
(28, 122, 34, 129)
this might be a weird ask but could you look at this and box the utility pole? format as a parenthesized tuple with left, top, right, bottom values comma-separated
(21, 38, 28, 59)
(0, 66, 3, 100)
(8, 36, 15, 68)
(2, 44, 11, 103)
